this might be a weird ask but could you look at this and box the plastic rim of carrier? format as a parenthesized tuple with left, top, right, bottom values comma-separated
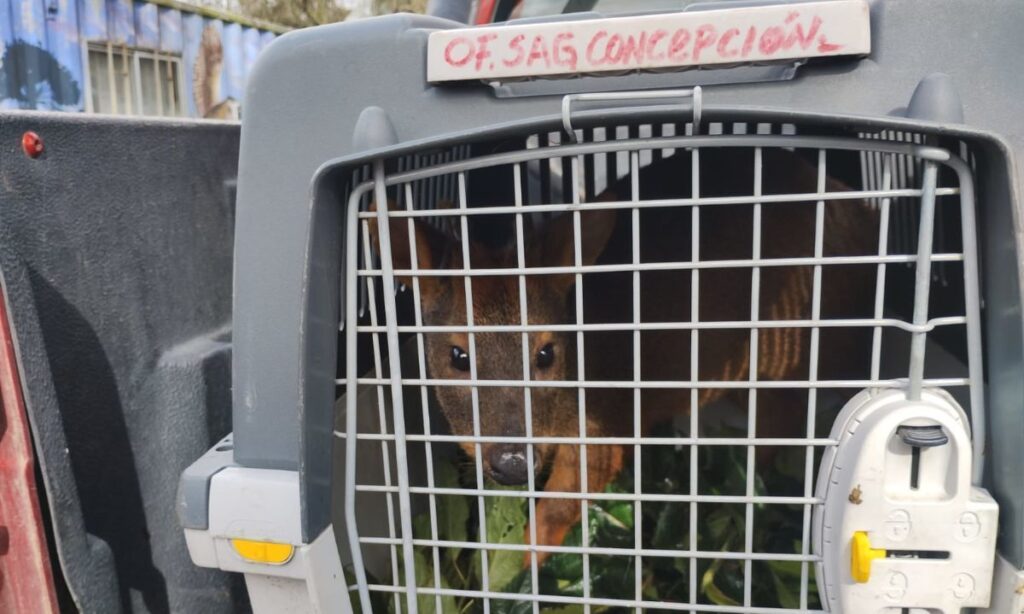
(427, 0, 871, 83)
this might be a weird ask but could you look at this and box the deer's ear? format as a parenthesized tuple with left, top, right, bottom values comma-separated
(367, 201, 452, 303)
(530, 207, 618, 294)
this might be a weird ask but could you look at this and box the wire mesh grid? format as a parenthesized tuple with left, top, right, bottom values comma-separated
(335, 127, 984, 614)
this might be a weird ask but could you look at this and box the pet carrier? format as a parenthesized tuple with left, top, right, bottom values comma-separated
(178, 1, 1024, 612)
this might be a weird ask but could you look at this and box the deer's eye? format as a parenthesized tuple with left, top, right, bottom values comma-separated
(536, 343, 555, 369)
(450, 346, 470, 372)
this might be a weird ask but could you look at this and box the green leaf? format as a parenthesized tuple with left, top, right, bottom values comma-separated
(701, 558, 740, 607)
(590, 505, 633, 549)
(436, 461, 470, 542)
(768, 559, 804, 580)
(774, 446, 807, 481)
(482, 488, 528, 594)
(413, 510, 432, 540)
(543, 523, 584, 582)
(343, 565, 390, 614)
(603, 498, 634, 528)
(401, 420, 824, 611)
(704, 507, 737, 542)
(434, 459, 470, 571)
(651, 502, 685, 550)
(489, 569, 534, 614)
(491, 563, 568, 614)
(388, 543, 459, 614)
(414, 548, 459, 614)
(590, 555, 635, 600)
(769, 564, 800, 610)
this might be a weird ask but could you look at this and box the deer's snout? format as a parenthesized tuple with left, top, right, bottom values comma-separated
(487, 444, 530, 486)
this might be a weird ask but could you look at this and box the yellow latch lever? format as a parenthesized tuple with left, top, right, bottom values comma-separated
(231, 538, 295, 565)
(850, 531, 887, 583)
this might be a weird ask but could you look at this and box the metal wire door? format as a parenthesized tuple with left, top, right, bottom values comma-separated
(338, 129, 984, 613)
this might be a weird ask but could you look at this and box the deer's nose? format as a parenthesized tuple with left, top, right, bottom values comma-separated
(487, 444, 529, 486)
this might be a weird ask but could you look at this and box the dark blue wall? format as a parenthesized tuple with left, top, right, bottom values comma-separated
(0, 0, 279, 115)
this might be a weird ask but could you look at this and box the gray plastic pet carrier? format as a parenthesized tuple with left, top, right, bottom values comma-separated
(178, 1, 1024, 612)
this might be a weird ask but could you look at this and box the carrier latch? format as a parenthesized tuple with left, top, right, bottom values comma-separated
(813, 388, 998, 613)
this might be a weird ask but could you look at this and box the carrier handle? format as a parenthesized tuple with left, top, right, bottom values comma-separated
(560, 86, 702, 143)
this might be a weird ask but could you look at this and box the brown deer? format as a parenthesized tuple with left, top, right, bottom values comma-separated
(370, 146, 878, 559)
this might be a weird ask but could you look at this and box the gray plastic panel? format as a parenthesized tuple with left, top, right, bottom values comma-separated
(178, 434, 237, 530)
(0, 111, 243, 613)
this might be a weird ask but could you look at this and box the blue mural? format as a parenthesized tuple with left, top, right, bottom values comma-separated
(157, 6, 182, 54)
(0, 40, 82, 109)
(108, 0, 135, 45)
(242, 25, 259, 88)
(221, 22, 242, 102)
(134, 2, 159, 50)
(80, 0, 107, 40)
(179, 11, 201, 116)
(46, 0, 85, 107)
(0, 0, 279, 116)
(0, 0, 83, 110)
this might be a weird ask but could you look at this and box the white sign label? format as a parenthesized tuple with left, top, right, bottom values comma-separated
(427, 0, 870, 82)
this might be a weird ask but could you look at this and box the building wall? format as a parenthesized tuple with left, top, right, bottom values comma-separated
(0, 0, 279, 117)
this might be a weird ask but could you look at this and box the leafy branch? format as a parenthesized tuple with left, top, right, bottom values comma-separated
(352, 424, 819, 613)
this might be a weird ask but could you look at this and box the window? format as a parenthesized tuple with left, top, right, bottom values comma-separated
(136, 52, 183, 116)
(86, 44, 184, 117)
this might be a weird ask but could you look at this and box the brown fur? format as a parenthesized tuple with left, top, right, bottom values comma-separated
(370, 147, 878, 561)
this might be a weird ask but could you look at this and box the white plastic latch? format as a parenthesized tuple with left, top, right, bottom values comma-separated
(813, 388, 998, 612)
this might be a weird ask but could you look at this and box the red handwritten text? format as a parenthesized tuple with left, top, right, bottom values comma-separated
(441, 11, 841, 73)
